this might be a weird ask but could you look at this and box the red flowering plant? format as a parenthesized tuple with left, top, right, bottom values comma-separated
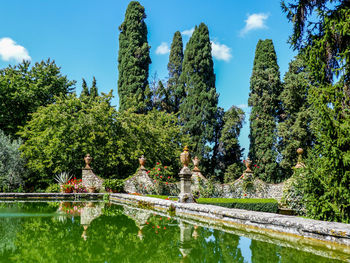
(146, 162, 176, 195)
(62, 177, 87, 193)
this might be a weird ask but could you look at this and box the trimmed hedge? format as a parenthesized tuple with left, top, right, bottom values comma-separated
(146, 195, 278, 213)
(197, 198, 278, 213)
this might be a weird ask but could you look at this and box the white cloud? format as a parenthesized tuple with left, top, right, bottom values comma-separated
(0, 37, 31, 62)
(240, 13, 269, 36)
(211, 41, 232, 62)
(155, 42, 170, 55)
(181, 28, 194, 37)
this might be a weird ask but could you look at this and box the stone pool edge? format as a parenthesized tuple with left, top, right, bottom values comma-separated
(0, 193, 104, 199)
(109, 193, 350, 247)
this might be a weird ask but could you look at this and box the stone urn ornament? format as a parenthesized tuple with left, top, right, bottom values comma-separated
(244, 157, 253, 173)
(139, 155, 146, 171)
(180, 146, 191, 168)
(295, 148, 306, 168)
(84, 154, 92, 169)
(192, 156, 200, 172)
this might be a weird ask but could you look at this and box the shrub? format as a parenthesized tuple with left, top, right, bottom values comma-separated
(0, 130, 26, 192)
(103, 179, 125, 193)
(45, 184, 61, 193)
(146, 162, 176, 195)
(197, 198, 279, 213)
(62, 178, 86, 193)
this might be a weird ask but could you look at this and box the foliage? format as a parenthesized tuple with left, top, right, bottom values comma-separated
(118, 109, 190, 175)
(179, 23, 219, 168)
(281, 169, 306, 215)
(214, 106, 245, 180)
(80, 77, 99, 99)
(239, 173, 255, 192)
(118, 1, 151, 113)
(223, 162, 244, 183)
(198, 177, 222, 198)
(45, 184, 61, 193)
(282, 0, 350, 222)
(145, 162, 176, 195)
(103, 179, 125, 193)
(0, 130, 26, 192)
(18, 93, 119, 188)
(54, 172, 72, 185)
(0, 59, 75, 137)
(197, 198, 279, 213)
(277, 55, 313, 177)
(167, 31, 184, 113)
(248, 39, 282, 182)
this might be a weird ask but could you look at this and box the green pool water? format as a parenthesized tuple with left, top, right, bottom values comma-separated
(0, 201, 347, 262)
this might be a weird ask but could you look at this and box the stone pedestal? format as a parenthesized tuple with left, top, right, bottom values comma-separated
(178, 167, 194, 203)
(82, 168, 104, 191)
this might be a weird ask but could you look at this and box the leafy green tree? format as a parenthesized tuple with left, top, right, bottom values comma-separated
(248, 39, 282, 182)
(80, 78, 90, 97)
(218, 106, 245, 182)
(117, 1, 151, 113)
(282, 0, 350, 222)
(167, 31, 184, 113)
(0, 130, 26, 191)
(179, 23, 219, 166)
(18, 94, 187, 188)
(278, 55, 313, 176)
(0, 60, 75, 137)
(18, 93, 119, 188)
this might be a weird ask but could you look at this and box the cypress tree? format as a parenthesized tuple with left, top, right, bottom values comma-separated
(117, 1, 151, 113)
(278, 55, 313, 176)
(248, 39, 281, 182)
(179, 23, 219, 163)
(90, 76, 98, 98)
(80, 78, 89, 97)
(167, 31, 184, 113)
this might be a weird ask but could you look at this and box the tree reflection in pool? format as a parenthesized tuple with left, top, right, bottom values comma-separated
(0, 202, 346, 263)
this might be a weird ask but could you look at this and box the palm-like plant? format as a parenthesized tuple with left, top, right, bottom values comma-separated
(54, 172, 72, 185)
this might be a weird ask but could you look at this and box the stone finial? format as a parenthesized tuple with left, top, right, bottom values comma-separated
(84, 154, 92, 169)
(180, 146, 191, 168)
(244, 157, 253, 173)
(139, 155, 146, 171)
(295, 148, 306, 168)
(192, 156, 200, 172)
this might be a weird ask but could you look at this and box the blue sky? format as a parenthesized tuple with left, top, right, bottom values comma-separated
(0, 0, 296, 156)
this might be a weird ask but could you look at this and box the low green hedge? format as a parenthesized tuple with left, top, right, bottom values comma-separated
(146, 195, 278, 213)
(197, 198, 279, 213)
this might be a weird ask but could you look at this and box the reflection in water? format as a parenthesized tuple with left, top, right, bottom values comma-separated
(0, 201, 347, 263)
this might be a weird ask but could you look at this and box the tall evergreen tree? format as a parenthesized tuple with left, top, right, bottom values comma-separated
(90, 76, 98, 98)
(278, 55, 313, 176)
(167, 31, 184, 113)
(248, 39, 281, 182)
(80, 78, 89, 97)
(179, 23, 219, 165)
(117, 1, 151, 113)
(282, 0, 350, 222)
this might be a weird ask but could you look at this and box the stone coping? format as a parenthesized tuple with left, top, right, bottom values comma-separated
(0, 193, 104, 199)
(109, 193, 350, 248)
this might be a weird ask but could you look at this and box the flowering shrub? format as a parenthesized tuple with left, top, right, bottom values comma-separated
(146, 162, 176, 195)
(61, 178, 87, 193)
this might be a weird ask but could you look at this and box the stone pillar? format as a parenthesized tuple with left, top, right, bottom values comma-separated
(179, 146, 194, 203)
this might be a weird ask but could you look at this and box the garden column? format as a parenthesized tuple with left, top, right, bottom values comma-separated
(178, 146, 194, 203)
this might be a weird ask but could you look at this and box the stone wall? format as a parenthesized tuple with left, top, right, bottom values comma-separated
(123, 170, 287, 201)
